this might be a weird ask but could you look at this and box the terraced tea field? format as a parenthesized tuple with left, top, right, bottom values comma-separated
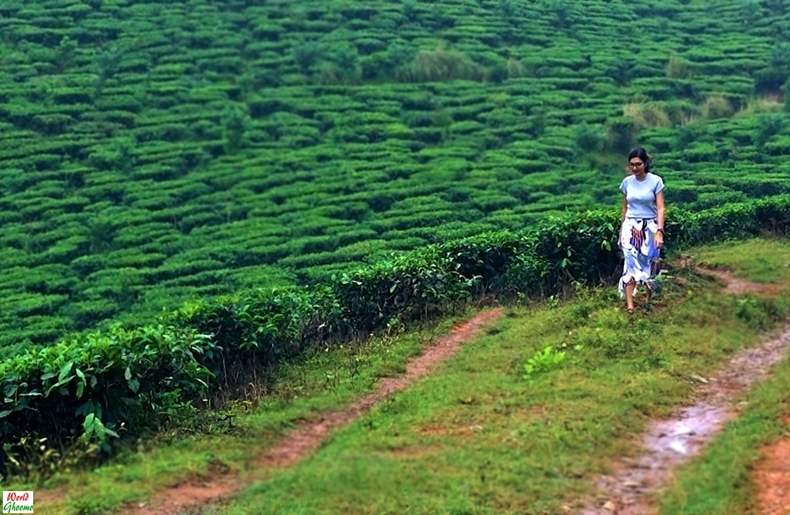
(0, 0, 788, 353)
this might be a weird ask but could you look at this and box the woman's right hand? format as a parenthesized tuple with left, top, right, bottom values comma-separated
(655, 231, 664, 248)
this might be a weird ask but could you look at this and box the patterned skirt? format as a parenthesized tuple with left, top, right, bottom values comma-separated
(618, 218, 661, 297)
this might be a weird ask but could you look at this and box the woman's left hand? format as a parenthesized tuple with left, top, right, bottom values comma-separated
(655, 231, 664, 248)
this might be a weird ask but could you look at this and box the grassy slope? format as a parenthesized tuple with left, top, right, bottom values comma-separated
(691, 237, 790, 285)
(19, 238, 786, 514)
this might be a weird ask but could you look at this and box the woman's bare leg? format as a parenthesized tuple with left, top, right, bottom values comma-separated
(625, 279, 636, 312)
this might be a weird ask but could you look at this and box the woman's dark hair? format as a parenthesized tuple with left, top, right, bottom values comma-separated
(628, 147, 652, 173)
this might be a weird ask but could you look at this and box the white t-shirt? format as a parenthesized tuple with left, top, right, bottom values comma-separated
(620, 173, 664, 219)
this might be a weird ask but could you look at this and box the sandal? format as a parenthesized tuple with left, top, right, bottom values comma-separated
(626, 307, 635, 315)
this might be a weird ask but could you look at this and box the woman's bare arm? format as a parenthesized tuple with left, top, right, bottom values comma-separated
(621, 195, 628, 221)
(656, 191, 665, 229)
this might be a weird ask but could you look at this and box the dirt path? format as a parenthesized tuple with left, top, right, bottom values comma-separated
(753, 428, 790, 515)
(124, 308, 503, 515)
(693, 266, 783, 296)
(579, 267, 789, 515)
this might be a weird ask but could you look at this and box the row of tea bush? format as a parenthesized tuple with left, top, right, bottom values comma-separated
(1, 194, 787, 464)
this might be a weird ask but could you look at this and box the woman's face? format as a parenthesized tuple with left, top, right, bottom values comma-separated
(628, 157, 646, 178)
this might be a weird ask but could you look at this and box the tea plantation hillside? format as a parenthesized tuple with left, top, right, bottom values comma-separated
(0, 0, 789, 352)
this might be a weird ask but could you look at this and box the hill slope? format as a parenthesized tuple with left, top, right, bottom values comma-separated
(0, 0, 789, 350)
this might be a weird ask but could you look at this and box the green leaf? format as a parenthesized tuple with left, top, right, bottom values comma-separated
(83, 413, 97, 435)
(59, 361, 74, 382)
(3, 384, 18, 398)
(46, 376, 74, 396)
(0, 409, 13, 418)
(124, 367, 132, 381)
(127, 377, 140, 394)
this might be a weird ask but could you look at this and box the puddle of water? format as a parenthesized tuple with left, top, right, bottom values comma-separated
(579, 324, 790, 515)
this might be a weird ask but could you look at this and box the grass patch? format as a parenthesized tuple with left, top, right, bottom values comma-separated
(654, 237, 790, 515)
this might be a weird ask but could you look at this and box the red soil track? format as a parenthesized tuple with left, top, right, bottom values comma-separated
(754, 435, 790, 515)
(693, 266, 783, 296)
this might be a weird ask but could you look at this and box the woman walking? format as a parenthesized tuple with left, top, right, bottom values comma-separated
(619, 147, 665, 314)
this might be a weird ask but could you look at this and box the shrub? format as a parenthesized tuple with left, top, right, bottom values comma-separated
(666, 55, 697, 79)
(544, 0, 575, 29)
(755, 113, 784, 148)
(784, 78, 790, 112)
(605, 117, 637, 153)
(502, 253, 550, 298)
(756, 42, 790, 91)
(395, 48, 484, 82)
(624, 102, 672, 130)
(701, 95, 735, 119)
(222, 105, 250, 153)
(293, 42, 322, 74)
(762, 0, 787, 15)
(739, 0, 761, 23)
(319, 44, 361, 83)
(574, 123, 605, 153)
(523, 345, 566, 379)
